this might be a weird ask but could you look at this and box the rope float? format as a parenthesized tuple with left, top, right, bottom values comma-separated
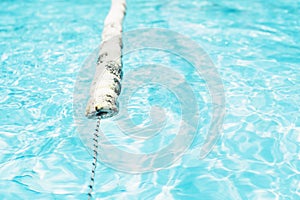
(86, 0, 126, 120)
(86, 0, 126, 199)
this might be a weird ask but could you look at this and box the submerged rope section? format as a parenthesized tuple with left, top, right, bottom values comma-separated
(88, 118, 101, 199)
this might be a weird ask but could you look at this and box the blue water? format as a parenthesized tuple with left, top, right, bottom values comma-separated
(1, 0, 300, 199)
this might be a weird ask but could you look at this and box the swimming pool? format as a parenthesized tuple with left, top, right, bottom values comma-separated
(1, 0, 299, 199)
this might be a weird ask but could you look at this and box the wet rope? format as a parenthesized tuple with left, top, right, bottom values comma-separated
(88, 117, 101, 200)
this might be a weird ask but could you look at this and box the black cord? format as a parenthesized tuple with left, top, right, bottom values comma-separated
(88, 117, 101, 200)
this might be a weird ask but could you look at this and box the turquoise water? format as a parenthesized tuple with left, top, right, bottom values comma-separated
(1, 0, 300, 199)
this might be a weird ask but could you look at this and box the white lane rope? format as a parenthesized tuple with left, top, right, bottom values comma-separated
(86, 0, 126, 199)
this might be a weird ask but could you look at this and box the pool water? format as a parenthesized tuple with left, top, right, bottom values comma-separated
(1, 0, 300, 199)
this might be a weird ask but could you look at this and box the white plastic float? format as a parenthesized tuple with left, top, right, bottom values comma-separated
(86, 0, 126, 119)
